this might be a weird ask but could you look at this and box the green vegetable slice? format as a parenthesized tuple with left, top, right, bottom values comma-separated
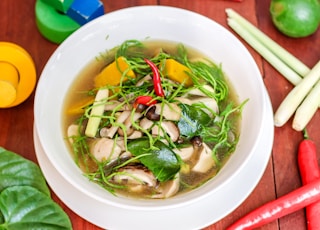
(0, 148, 50, 196)
(127, 138, 180, 182)
(0, 186, 72, 230)
(177, 103, 211, 138)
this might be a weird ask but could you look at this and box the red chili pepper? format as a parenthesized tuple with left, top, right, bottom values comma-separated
(144, 58, 165, 97)
(133, 95, 157, 108)
(227, 178, 320, 230)
(298, 130, 320, 230)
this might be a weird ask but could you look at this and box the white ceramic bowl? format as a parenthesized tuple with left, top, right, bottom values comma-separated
(34, 6, 274, 230)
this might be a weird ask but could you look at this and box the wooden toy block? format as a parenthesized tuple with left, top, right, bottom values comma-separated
(35, 0, 80, 44)
(67, 0, 104, 25)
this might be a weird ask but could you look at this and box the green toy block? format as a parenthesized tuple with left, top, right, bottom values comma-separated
(42, 0, 74, 13)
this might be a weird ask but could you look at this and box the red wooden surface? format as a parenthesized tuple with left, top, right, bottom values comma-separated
(0, 0, 319, 229)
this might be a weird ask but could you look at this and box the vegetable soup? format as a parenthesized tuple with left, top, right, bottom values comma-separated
(63, 40, 246, 199)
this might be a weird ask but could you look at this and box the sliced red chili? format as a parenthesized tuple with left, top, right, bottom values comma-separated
(133, 95, 157, 108)
(144, 58, 165, 97)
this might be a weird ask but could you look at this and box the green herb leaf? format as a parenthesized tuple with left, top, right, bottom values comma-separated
(177, 103, 211, 138)
(127, 138, 180, 182)
(0, 186, 72, 230)
(0, 148, 50, 196)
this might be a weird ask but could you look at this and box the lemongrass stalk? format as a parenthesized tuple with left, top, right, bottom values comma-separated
(85, 88, 109, 137)
(293, 78, 320, 131)
(227, 18, 302, 85)
(274, 60, 320, 127)
(226, 8, 310, 77)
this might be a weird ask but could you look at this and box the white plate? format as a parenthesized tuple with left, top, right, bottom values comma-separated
(34, 92, 273, 230)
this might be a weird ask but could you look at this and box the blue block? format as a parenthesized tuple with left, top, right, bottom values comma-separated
(67, 0, 104, 25)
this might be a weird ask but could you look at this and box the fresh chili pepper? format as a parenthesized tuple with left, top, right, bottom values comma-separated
(133, 95, 157, 108)
(144, 58, 165, 97)
(227, 178, 320, 230)
(298, 130, 320, 230)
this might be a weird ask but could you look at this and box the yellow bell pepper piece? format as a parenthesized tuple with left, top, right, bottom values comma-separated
(94, 56, 136, 88)
(162, 59, 193, 86)
(67, 96, 94, 115)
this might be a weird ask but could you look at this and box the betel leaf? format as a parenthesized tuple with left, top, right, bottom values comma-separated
(0, 186, 72, 230)
(127, 138, 180, 182)
(177, 103, 211, 138)
(0, 147, 50, 196)
(0, 211, 3, 224)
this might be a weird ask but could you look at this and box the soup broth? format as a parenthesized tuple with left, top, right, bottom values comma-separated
(63, 40, 244, 199)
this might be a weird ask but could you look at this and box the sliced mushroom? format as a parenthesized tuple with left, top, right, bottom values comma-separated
(139, 117, 154, 130)
(118, 92, 135, 102)
(136, 75, 152, 87)
(152, 121, 180, 142)
(115, 138, 127, 151)
(146, 106, 160, 121)
(112, 165, 157, 192)
(117, 126, 134, 136)
(104, 100, 131, 111)
(90, 137, 122, 162)
(152, 174, 180, 199)
(154, 103, 182, 121)
(67, 124, 80, 144)
(99, 127, 108, 138)
(135, 104, 148, 113)
(103, 153, 132, 174)
(127, 130, 143, 139)
(119, 151, 132, 159)
(190, 136, 203, 148)
(228, 130, 236, 143)
(186, 85, 215, 97)
(191, 97, 219, 116)
(174, 97, 192, 105)
(118, 112, 142, 136)
(192, 142, 216, 173)
(101, 111, 131, 138)
(173, 146, 194, 161)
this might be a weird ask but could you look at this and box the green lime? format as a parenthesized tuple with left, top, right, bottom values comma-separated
(270, 0, 320, 38)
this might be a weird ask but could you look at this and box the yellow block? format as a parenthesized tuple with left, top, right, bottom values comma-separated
(0, 81, 17, 107)
(0, 62, 19, 107)
(94, 56, 136, 88)
(162, 59, 193, 86)
(0, 42, 36, 108)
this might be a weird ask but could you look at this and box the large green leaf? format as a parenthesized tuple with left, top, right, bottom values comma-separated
(177, 103, 211, 138)
(0, 148, 50, 196)
(0, 186, 72, 230)
(127, 138, 180, 182)
(0, 211, 3, 224)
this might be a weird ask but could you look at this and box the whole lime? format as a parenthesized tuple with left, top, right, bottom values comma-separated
(270, 0, 320, 38)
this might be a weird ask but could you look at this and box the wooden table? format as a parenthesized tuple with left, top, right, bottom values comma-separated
(1, 0, 319, 229)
